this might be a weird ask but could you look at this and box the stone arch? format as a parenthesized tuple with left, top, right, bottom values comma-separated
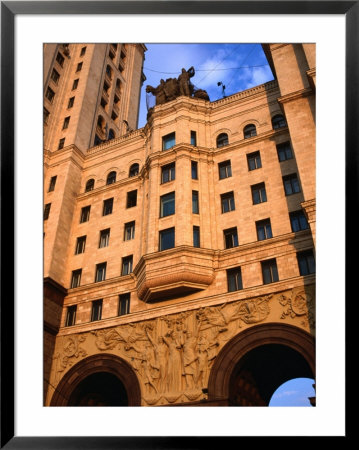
(207, 323, 315, 406)
(50, 353, 141, 406)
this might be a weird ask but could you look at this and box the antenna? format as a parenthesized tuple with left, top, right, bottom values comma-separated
(217, 81, 226, 98)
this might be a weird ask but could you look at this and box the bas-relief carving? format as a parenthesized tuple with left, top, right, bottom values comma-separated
(278, 289, 315, 331)
(52, 289, 315, 405)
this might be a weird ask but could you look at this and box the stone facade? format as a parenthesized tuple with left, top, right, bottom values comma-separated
(44, 43, 316, 406)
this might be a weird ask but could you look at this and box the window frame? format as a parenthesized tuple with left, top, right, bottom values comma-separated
(44, 203, 51, 220)
(58, 138, 65, 150)
(91, 299, 103, 322)
(62, 116, 70, 130)
(75, 235, 86, 254)
(227, 267, 243, 292)
(51, 68, 60, 84)
(159, 227, 175, 251)
(160, 191, 175, 218)
(85, 179, 94, 192)
(65, 305, 77, 327)
(277, 141, 293, 162)
(297, 250, 316, 276)
(261, 259, 279, 284)
(247, 151, 262, 171)
(126, 190, 137, 208)
(45, 87, 55, 103)
(218, 160, 232, 180)
(243, 124, 257, 139)
(192, 190, 199, 214)
(162, 132, 176, 151)
(289, 210, 309, 232)
(221, 191, 235, 213)
(190, 130, 197, 146)
(72, 79, 79, 90)
(80, 205, 91, 223)
(76, 62, 83, 72)
(118, 293, 131, 316)
(191, 161, 198, 180)
(251, 182, 267, 205)
(95, 262, 107, 283)
(99, 229, 110, 248)
(272, 114, 287, 130)
(121, 255, 133, 276)
(283, 173, 301, 196)
(68, 96, 75, 108)
(216, 133, 229, 148)
(106, 171, 116, 185)
(223, 227, 239, 249)
(124, 221, 135, 241)
(103, 198, 114, 216)
(256, 219, 273, 241)
(161, 162, 175, 184)
(48, 175, 57, 192)
(129, 163, 139, 177)
(193, 226, 200, 248)
(71, 269, 82, 288)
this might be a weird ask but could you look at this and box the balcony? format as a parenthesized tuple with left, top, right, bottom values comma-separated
(134, 246, 215, 303)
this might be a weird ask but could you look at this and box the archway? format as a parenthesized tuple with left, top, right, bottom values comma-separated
(207, 323, 315, 406)
(50, 353, 141, 406)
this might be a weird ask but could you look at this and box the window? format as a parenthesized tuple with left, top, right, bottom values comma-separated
(290, 210, 309, 232)
(160, 192, 175, 217)
(51, 68, 60, 84)
(71, 269, 82, 288)
(100, 97, 108, 109)
(68, 96, 75, 108)
(283, 174, 301, 196)
(80, 205, 90, 223)
(103, 198, 113, 216)
(95, 263, 107, 282)
(111, 111, 118, 121)
(106, 171, 116, 185)
(91, 299, 103, 322)
(126, 190, 137, 208)
(159, 227, 175, 251)
(192, 190, 199, 214)
(72, 79, 79, 90)
(124, 221, 135, 241)
(45, 87, 55, 103)
(221, 192, 235, 213)
(191, 161, 198, 180)
(44, 203, 51, 220)
(247, 151, 262, 171)
(261, 259, 279, 284)
(119, 293, 130, 316)
(56, 52, 64, 67)
(104, 81, 110, 93)
(85, 179, 94, 192)
(227, 267, 243, 292)
(80, 46, 87, 56)
(94, 135, 102, 146)
(216, 133, 229, 148)
(251, 183, 267, 204)
(106, 65, 113, 79)
(162, 132, 176, 150)
(48, 175, 57, 192)
(121, 256, 133, 275)
(256, 219, 273, 241)
(191, 131, 197, 146)
(218, 160, 232, 179)
(193, 226, 200, 248)
(224, 227, 238, 249)
(99, 229, 110, 248)
(43, 107, 50, 124)
(76, 62, 83, 72)
(75, 236, 86, 254)
(244, 124, 257, 139)
(272, 114, 287, 129)
(277, 142, 293, 161)
(58, 138, 65, 149)
(65, 305, 77, 327)
(129, 163, 139, 177)
(297, 250, 315, 276)
(62, 116, 70, 129)
(161, 163, 175, 183)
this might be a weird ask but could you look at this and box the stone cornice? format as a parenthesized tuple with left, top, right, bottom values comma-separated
(277, 88, 313, 105)
(86, 128, 146, 156)
(77, 174, 142, 200)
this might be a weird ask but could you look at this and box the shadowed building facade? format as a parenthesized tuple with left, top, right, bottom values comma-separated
(44, 43, 316, 406)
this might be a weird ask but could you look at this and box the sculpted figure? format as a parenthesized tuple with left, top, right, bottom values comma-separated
(162, 329, 182, 392)
(178, 66, 195, 96)
(145, 327, 168, 392)
(146, 79, 167, 105)
(182, 324, 201, 390)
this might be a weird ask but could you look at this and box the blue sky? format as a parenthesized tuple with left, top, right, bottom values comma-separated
(138, 43, 274, 128)
(269, 378, 316, 407)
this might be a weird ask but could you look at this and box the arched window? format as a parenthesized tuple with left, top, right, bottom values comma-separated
(217, 133, 229, 148)
(108, 129, 115, 140)
(244, 124, 257, 139)
(85, 179, 95, 192)
(272, 114, 287, 130)
(106, 171, 116, 185)
(129, 163, 139, 177)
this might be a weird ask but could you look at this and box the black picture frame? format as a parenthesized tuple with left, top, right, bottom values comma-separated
(1, 1, 354, 447)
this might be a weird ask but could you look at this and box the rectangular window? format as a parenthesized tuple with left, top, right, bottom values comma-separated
(277, 142, 293, 162)
(261, 259, 279, 284)
(256, 219, 273, 241)
(62, 116, 70, 129)
(190, 130, 197, 146)
(221, 192, 235, 213)
(121, 256, 133, 276)
(103, 198, 113, 216)
(101, 97, 108, 109)
(191, 161, 198, 180)
(159, 227, 175, 251)
(297, 250, 315, 276)
(283, 174, 301, 196)
(192, 190, 199, 214)
(247, 151, 262, 171)
(80, 46, 87, 56)
(91, 299, 103, 322)
(162, 132, 176, 150)
(99, 229, 110, 248)
(71, 269, 82, 288)
(224, 227, 238, 249)
(290, 210, 309, 232)
(76, 62, 83, 72)
(124, 221, 135, 241)
(58, 138, 65, 149)
(51, 68, 60, 84)
(80, 205, 91, 223)
(193, 226, 200, 248)
(227, 267, 243, 292)
(160, 192, 175, 217)
(95, 262, 107, 282)
(251, 182, 267, 204)
(119, 293, 130, 316)
(65, 305, 77, 327)
(43, 107, 50, 124)
(44, 203, 51, 220)
(126, 190, 137, 208)
(75, 236, 86, 254)
(72, 79, 79, 90)
(48, 175, 57, 192)
(68, 97, 75, 108)
(111, 111, 118, 121)
(218, 160, 232, 179)
(45, 87, 55, 103)
(161, 162, 175, 183)
(56, 52, 65, 67)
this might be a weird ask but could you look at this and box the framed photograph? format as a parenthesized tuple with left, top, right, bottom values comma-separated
(2, 1, 353, 447)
